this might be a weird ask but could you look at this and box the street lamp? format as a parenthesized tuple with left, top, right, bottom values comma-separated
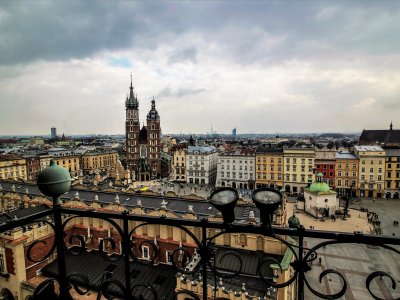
(252, 188, 282, 227)
(343, 184, 354, 220)
(208, 187, 238, 224)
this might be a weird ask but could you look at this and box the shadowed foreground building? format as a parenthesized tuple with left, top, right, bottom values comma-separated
(0, 181, 293, 300)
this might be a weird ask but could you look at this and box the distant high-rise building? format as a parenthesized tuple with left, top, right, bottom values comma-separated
(232, 127, 237, 137)
(51, 127, 57, 139)
(125, 75, 161, 181)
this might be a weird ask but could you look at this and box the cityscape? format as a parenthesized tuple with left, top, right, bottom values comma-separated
(0, 1, 399, 300)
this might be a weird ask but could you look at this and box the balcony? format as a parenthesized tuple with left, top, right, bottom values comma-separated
(0, 179, 399, 300)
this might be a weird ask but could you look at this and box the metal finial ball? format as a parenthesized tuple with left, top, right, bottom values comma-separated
(37, 160, 71, 198)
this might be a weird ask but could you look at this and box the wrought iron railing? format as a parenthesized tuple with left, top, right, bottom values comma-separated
(0, 203, 399, 300)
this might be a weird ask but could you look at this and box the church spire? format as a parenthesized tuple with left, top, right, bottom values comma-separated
(126, 74, 139, 109)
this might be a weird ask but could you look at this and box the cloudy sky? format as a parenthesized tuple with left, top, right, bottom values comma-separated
(0, 1, 399, 135)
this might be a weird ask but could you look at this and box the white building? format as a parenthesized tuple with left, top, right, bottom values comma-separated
(302, 173, 339, 218)
(186, 146, 217, 185)
(216, 148, 255, 190)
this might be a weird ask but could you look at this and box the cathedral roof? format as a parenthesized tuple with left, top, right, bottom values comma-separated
(146, 97, 160, 120)
(139, 125, 147, 144)
(125, 75, 139, 109)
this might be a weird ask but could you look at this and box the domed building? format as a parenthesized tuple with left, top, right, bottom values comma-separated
(303, 172, 339, 218)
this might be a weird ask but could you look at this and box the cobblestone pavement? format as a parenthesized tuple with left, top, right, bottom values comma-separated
(303, 238, 400, 300)
(348, 197, 400, 237)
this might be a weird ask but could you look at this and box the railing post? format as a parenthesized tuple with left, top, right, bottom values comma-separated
(54, 199, 72, 300)
(201, 218, 208, 300)
(123, 211, 131, 299)
(297, 225, 305, 300)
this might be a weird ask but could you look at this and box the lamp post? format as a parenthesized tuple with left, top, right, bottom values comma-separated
(37, 160, 72, 300)
(343, 184, 353, 220)
(208, 187, 238, 224)
(252, 188, 282, 227)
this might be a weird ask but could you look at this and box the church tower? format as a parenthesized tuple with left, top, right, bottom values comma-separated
(125, 76, 162, 181)
(125, 75, 140, 174)
(146, 97, 161, 178)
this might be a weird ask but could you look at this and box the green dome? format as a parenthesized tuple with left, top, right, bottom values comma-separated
(288, 213, 300, 228)
(309, 182, 330, 193)
(316, 172, 324, 177)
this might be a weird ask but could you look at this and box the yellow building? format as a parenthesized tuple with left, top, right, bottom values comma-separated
(54, 155, 80, 177)
(255, 147, 284, 189)
(283, 148, 315, 193)
(171, 144, 187, 182)
(384, 149, 400, 199)
(353, 145, 385, 198)
(0, 154, 27, 181)
(80, 150, 118, 174)
(335, 151, 359, 197)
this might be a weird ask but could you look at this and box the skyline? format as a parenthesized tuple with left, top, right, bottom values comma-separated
(0, 1, 399, 135)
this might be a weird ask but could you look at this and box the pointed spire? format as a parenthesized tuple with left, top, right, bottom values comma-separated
(390, 121, 393, 131)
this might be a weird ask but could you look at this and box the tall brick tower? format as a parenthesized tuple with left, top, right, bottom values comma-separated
(125, 76, 161, 181)
(146, 97, 161, 179)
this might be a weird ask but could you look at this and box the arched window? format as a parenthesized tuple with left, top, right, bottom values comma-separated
(140, 145, 147, 158)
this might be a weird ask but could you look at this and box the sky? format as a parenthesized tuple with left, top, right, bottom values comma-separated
(0, 1, 399, 135)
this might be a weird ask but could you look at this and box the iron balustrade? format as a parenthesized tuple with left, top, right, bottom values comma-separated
(0, 206, 399, 300)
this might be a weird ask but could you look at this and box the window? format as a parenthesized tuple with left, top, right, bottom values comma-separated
(378, 168, 382, 173)
(361, 167, 365, 173)
(369, 175, 374, 181)
(338, 179, 342, 186)
(166, 251, 173, 264)
(338, 171, 342, 176)
(142, 246, 150, 259)
(378, 175, 382, 181)
(345, 180, 349, 186)
(369, 167, 374, 173)
(353, 163, 357, 169)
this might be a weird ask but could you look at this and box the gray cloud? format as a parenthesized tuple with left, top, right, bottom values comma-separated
(168, 46, 197, 64)
(1, 1, 399, 67)
(0, 1, 399, 134)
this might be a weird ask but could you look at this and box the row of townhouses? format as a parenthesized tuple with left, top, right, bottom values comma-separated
(171, 145, 400, 199)
(0, 149, 126, 182)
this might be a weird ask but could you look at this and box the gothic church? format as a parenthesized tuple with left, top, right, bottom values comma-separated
(125, 76, 161, 181)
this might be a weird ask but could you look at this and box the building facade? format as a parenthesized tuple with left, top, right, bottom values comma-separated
(255, 147, 283, 190)
(335, 151, 358, 197)
(54, 155, 80, 177)
(384, 149, 400, 199)
(125, 77, 162, 181)
(24, 156, 41, 182)
(0, 154, 27, 181)
(80, 150, 118, 174)
(171, 144, 187, 182)
(314, 148, 336, 187)
(353, 146, 385, 198)
(283, 148, 315, 194)
(216, 147, 255, 190)
(186, 146, 218, 185)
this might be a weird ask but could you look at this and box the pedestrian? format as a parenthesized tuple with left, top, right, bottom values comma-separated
(319, 257, 322, 265)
